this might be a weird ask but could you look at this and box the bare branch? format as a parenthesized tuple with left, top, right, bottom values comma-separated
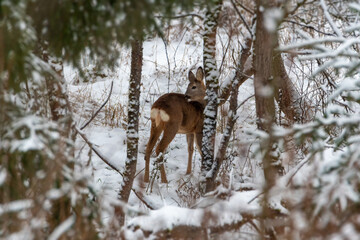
(284, 19, 335, 36)
(154, 13, 204, 21)
(75, 126, 123, 177)
(219, 37, 253, 106)
(131, 188, 158, 210)
(230, 0, 253, 38)
(80, 81, 114, 130)
(234, 0, 254, 15)
(320, 0, 342, 37)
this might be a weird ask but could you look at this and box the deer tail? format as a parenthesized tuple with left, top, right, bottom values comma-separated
(150, 108, 170, 127)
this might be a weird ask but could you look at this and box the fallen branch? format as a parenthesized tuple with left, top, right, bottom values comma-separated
(131, 188, 158, 210)
(80, 81, 113, 130)
(76, 126, 157, 211)
(75, 126, 123, 176)
(137, 213, 258, 239)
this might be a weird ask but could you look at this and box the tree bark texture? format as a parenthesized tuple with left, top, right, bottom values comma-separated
(254, 1, 286, 238)
(201, 0, 223, 193)
(253, 3, 277, 133)
(117, 39, 143, 226)
(253, 0, 287, 188)
(41, 47, 74, 139)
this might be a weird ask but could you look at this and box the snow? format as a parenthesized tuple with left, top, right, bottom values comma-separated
(320, 0, 342, 37)
(264, 8, 284, 33)
(0, 200, 33, 216)
(126, 190, 261, 235)
(48, 216, 76, 240)
(5, 115, 59, 152)
(64, 19, 260, 236)
(7, 1, 360, 238)
(0, 168, 7, 187)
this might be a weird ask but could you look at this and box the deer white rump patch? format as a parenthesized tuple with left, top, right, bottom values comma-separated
(151, 108, 170, 127)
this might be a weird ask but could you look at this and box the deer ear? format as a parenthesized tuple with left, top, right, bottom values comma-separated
(196, 67, 204, 82)
(188, 71, 196, 82)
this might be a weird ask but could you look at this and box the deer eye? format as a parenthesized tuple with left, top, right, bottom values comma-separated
(192, 86, 196, 89)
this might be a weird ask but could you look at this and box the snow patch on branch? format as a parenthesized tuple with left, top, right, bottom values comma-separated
(48, 215, 76, 240)
(264, 8, 284, 33)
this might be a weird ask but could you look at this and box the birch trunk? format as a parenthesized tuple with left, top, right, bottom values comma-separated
(116, 40, 143, 226)
(201, 0, 223, 193)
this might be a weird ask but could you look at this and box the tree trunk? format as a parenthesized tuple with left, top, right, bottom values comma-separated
(253, 0, 286, 188)
(201, 0, 223, 194)
(38, 45, 78, 235)
(208, 37, 252, 190)
(254, 0, 286, 238)
(116, 40, 143, 226)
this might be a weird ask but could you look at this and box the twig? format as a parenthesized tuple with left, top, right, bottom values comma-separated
(154, 13, 204, 21)
(284, 19, 335, 36)
(161, 37, 171, 93)
(236, 94, 255, 111)
(218, 31, 232, 74)
(75, 126, 123, 177)
(285, 152, 314, 186)
(248, 219, 261, 234)
(320, 0, 342, 37)
(80, 81, 114, 130)
(234, 0, 254, 15)
(230, 0, 253, 38)
(247, 191, 264, 204)
(131, 188, 157, 210)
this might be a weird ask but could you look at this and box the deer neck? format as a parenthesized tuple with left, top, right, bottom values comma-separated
(198, 99, 206, 108)
(190, 99, 206, 110)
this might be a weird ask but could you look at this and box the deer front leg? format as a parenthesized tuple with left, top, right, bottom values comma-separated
(186, 133, 194, 174)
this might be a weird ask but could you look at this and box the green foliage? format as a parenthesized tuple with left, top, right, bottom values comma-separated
(1, 0, 203, 237)
(1, 0, 36, 93)
(28, 0, 200, 69)
(1, 0, 201, 93)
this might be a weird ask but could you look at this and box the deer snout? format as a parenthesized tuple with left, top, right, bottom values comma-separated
(185, 95, 191, 102)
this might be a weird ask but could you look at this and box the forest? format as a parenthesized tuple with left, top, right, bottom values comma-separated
(2, 0, 360, 239)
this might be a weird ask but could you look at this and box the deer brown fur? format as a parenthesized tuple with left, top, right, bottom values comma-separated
(144, 67, 206, 183)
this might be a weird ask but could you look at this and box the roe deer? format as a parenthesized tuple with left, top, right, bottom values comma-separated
(144, 67, 206, 183)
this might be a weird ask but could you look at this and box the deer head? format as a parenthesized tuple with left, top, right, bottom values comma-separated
(185, 67, 206, 104)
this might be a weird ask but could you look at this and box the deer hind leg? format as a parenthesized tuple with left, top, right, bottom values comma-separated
(186, 133, 194, 174)
(155, 122, 179, 183)
(144, 121, 163, 182)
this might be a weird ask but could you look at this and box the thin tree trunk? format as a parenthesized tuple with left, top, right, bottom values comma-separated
(208, 37, 252, 190)
(218, 37, 253, 106)
(201, 0, 223, 194)
(39, 46, 80, 237)
(116, 40, 143, 226)
(0, 25, 4, 77)
(41, 46, 74, 138)
(273, 50, 312, 124)
(0, 25, 5, 133)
